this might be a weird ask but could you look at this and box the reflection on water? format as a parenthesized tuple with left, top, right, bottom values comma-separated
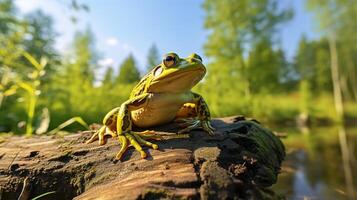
(272, 126, 357, 200)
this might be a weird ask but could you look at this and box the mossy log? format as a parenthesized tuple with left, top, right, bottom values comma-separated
(0, 116, 285, 200)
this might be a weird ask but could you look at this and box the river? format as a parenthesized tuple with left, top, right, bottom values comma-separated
(272, 126, 357, 200)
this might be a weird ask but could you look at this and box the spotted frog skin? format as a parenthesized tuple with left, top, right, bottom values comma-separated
(86, 53, 215, 160)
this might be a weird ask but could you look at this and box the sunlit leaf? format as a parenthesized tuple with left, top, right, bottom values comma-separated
(39, 70, 46, 77)
(34, 80, 40, 87)
(18, 82, 34, 93)
(40, 57, 48, 69)
(23, 52, 42, 70)
(36, 108, 50, 134)
(27, 71, 38, 79)
(48, 117, 89, 135)
(17, 97, 24, 102)
(35, 90, 41, 96)
(3, 85, 18, 96)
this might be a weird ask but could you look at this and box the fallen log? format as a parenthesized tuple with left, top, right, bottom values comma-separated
(0, 116, 285, 200)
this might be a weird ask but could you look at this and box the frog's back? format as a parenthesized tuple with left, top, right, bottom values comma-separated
(130, 69, 155, 98)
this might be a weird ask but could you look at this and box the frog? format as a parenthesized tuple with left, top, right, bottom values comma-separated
(86, 52, 215, 160)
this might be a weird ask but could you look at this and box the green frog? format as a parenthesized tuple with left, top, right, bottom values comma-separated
(86, 52, 214, 160)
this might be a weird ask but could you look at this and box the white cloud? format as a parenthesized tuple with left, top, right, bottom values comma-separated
(15, 0, 89, 53)
(122, 43, 130, 50)
(15, 1, 146, 72)
(105, 37, 119, 46)
(15, 0, 42, 12)
(98, 58, 115, 67)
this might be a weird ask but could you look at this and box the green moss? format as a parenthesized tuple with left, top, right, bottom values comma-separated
(229, 121, 285, 187)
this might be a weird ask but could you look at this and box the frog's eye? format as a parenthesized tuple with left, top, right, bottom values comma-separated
(163, 55, 176, 67)
(189, 53, 203, 62)
(154, 66, 163, 77)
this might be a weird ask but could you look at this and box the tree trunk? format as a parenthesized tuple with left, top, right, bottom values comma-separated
(328, 36, 344, 121)
(328, 36, 355, 200)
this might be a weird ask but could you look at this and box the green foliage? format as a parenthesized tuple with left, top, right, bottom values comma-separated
(1, 0, 357, 136)
(0, 0, 26, 68)
(294, 36, 331, 93)
(102, 67, 114, 86)
(201, 0, 293, 117)
(307, 0, 357, 102)
(23, 10, 59, 78)
(116, 54, 140, 84)
(20, 53, 47, 136)
(43, 29, 99, 127)
(246, 38, 286, 93)
(299, 80, 312, 115)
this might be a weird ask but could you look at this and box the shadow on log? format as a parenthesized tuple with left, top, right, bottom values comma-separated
(0, 116, 285, 200)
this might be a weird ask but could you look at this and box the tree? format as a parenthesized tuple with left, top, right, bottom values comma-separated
(246, 38, 286, 93)
(201, 0, 292, 115)
(0, 0, 20, 35)
(146, 44, 160, 72)
(23, 10, 58, 71)
(294, 37, 331, 93)
(0, 1, 59, 133)
(307, 2, 356, 198)
(0, 0, 26, 68)
(48, 28, 98, 121)
(307, 0, 344, 120)
(71, 29, 97, 83)
(102, 67, 114, 86)
(116, 54, 140, 84)
(203, 0, 291, 93)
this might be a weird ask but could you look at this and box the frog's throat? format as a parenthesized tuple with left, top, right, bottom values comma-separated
(148, 68, 205, 93)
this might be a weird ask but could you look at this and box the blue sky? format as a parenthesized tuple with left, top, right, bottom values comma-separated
(15, 0, 319, 75)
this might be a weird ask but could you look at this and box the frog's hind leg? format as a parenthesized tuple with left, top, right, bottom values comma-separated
(86, 108, 119, 145)
(175, 103, 201, 132)
(86, 126, 116, 145)
(175, 103, 197, 119)
(175, 93, 215, 135)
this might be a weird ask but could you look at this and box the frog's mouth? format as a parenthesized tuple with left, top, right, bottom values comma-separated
(149, 67, 206, 93)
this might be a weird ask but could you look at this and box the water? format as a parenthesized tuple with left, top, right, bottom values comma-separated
(272, 126, 357, 200)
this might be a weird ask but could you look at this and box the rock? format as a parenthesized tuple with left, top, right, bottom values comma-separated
(0, 116, 285, 200)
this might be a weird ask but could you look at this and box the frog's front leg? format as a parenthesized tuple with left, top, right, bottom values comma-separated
(176, 92, 215, 135)
(86, 94, 159, 160)
(115, 94, 160, 160)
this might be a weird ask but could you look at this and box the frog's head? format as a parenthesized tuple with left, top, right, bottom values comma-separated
(148, 52, 206, 93)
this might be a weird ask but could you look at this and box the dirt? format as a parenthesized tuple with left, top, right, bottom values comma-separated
(0, 116, 285, 200)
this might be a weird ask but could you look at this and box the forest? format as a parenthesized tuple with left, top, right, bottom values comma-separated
(0, 0, 356, 136)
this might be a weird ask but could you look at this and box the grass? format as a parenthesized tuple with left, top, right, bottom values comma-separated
(204, 91, 355, 125)
(32, 191, 56, 200)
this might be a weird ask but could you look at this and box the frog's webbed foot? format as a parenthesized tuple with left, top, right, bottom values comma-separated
(115, 131, 160, 160)
(176, 118, 215, 136)
(86, 126, 117, 145)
